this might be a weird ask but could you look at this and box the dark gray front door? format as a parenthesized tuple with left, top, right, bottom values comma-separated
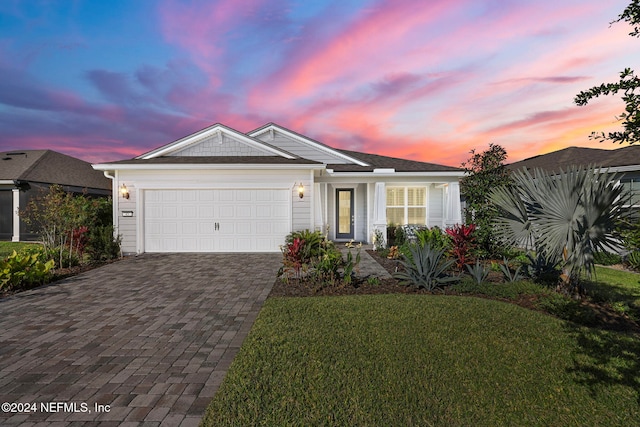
(335, 188, 354, 240)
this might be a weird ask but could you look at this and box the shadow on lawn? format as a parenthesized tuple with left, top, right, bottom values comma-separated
(566, 324, 640, 404)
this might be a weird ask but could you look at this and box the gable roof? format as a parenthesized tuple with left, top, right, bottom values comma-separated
(137, 123, 297, 159)
(249, 123, 370, 166)
(508, 146, 640, 173)
(94, 122, 462, 175)
(0, 150, 111, 190)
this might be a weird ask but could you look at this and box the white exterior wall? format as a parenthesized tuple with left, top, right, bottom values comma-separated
(255, 130, 352, 164)
(113, 168, 313, 254)
(318, 174, 462, 243)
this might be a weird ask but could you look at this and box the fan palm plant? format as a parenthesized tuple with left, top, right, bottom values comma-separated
(489, 165, 631, 290)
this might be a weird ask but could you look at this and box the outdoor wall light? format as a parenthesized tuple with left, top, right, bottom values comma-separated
(119, 184, 130, 199)
(298, 183, 304, 199)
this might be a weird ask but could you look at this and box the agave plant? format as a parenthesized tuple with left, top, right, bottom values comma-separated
(393, 243, 459, 290)
(489, 165, 632, 288)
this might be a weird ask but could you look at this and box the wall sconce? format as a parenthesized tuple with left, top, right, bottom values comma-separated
(119, 184, 130, 199)
(297, 183, 304, 199)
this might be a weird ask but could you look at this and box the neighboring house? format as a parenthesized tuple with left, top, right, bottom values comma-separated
(92, 123, 464, 254)
(508, 145, 640, 207)
(0, 150, 112, 241)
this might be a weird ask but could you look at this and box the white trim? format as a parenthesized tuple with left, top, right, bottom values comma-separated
(606, 165, 640, 173)
(325, 171, 465, 178)
(12, 189, 20, 242)
(250, 124, 370, 167)
(0, 180, 14, 185)
(93, 163, 325, 171)
(137, 124, 297, 159)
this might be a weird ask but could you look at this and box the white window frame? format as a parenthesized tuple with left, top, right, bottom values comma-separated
(386, 186, 428, 225)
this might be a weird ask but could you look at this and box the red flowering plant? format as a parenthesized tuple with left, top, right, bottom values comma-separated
(445, 224, 477, 271)
(280, 237, 306, 280)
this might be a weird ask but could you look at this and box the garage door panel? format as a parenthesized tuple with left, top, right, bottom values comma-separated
(145, 189, 290, 252)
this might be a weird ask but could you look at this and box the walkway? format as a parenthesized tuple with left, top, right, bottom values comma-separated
(0, 253, 280, 426)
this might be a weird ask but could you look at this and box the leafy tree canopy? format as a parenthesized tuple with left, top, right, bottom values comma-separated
(574, 0, 640, 144)
(460, 143, 511, 257)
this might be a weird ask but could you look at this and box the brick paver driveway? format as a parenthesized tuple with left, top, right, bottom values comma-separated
(0, 253, 280, 426)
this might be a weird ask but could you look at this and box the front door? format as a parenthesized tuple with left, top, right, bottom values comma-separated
(335, 188, 354, 240)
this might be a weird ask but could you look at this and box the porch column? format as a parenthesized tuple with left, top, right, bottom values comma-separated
(313, 183, 324, 231)
(444, 181, 462, 226)
(372, 182, 387, 248)
(12, 188, 20, 242)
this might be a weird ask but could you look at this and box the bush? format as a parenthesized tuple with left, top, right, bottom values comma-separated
(86, 225, 121, 262)
(415, 227, 450, 251)
(393, 243, 459, 290)
(445, 223, 477, 270)
(625, 251, 640, 271)
(1, 250, 55, 292)
(593, 251, 622, 266)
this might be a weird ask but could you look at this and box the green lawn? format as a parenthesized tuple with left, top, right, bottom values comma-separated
(0, 241, 39, 258)
(587, 266, 640, 320)
(202, 295, 640, 426)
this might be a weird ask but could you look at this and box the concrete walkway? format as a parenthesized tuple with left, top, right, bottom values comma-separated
(0, 253, 280, 426)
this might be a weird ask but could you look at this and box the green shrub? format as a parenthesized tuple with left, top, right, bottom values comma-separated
(593, 251, 622, 265)
(86, 225, 121, 262)
(45, 246, 80, 269)
(415, 226, 450, 251)
(626, 251, 640, 270)
(0, 250, 55, 292)
(393, 243, 459, 290)
(465, 260, 490, 284)
(285, 229, 324, 263)
(499, 257, 524, 283)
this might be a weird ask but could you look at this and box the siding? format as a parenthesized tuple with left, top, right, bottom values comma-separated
(255, 130, 351, 164)
(168, 133, 271, 157)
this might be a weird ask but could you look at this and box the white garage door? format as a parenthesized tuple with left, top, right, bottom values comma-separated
(144, 189, 290, 252)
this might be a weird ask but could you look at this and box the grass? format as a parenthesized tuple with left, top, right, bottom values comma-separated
(202, 294, 640, 426)
(586, 265, 640, 321)
(0, 241, 38, 258)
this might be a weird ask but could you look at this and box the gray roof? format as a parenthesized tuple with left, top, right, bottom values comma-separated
(331, 149, 462, 172)
(508, 146, 640, 173)
(0, 150, 111, 190)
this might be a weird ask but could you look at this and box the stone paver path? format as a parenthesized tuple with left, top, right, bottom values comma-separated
(0, 253, 280, 426)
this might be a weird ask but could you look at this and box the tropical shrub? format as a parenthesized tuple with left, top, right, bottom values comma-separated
(489, 166, 632, 291)
(499, 257, 524, 283)
(626, 251, 640, 271)
(465, 260, 490, 284)
(415, 227, 450, 251)
(1, 250, 55, 292)
(523, 252, 561, 285)
(445, 223, 477, 270)
(393, 243, 459, 290)
(285, 229, 324, 263)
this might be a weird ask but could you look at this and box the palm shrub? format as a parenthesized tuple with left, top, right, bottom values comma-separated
(415, 226, 451, 251)
(489, 166, 632, 291)
(393, 242, 459, 290)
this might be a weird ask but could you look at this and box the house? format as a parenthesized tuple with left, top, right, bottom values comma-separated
(92, 123, 464, 254)
(0, 150, 112, 241)
(508, 145, 640, 207)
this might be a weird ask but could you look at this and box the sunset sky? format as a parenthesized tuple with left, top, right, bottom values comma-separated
(1, 0, 638, 167)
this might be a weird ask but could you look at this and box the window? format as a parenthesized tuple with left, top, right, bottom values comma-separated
(386, 186, 427, 225)
(621, 178, 640, 206)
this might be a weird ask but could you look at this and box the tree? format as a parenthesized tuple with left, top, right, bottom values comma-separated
(459, 144, 511, 257)
(574, 1, 640, 144)
(489, 166, 632, 293)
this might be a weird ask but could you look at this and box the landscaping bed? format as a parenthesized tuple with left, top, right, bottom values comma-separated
(270, 249, 640, 334)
